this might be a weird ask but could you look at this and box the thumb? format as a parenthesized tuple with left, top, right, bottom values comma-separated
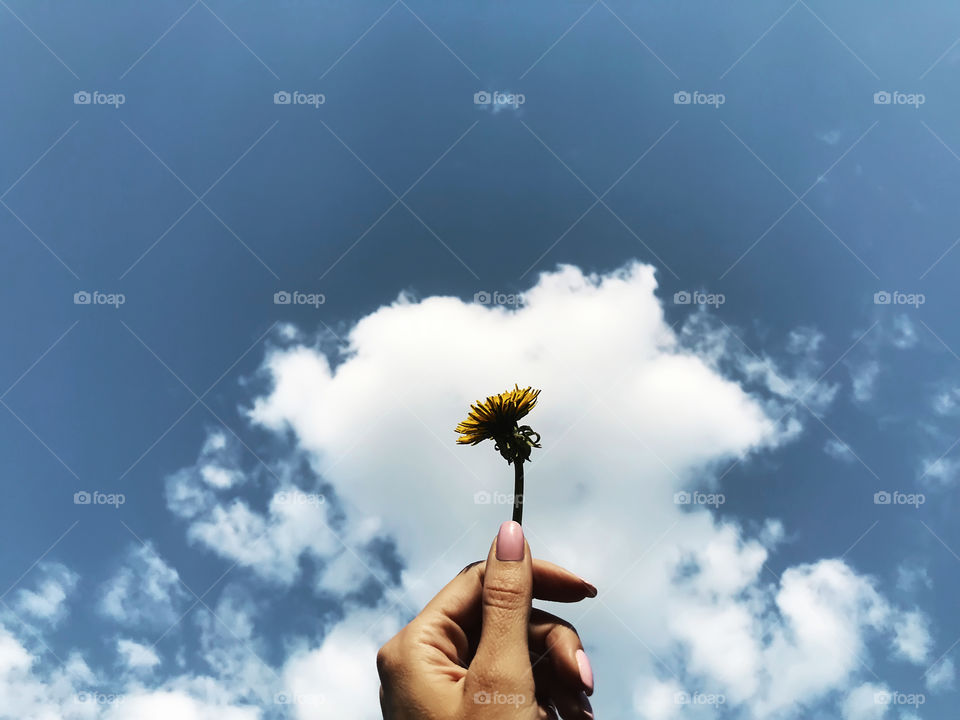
(470, 521, 534, 685)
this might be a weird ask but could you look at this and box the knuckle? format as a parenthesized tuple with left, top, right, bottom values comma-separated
(483, 581, 528, 612)
(545, 622, 579, 650)
(375, 637, 402, 678)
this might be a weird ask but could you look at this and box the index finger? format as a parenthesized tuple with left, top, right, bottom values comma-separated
(419, 558, 597, 629)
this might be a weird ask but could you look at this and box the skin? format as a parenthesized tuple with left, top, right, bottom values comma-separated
(377, 531, 596, 719)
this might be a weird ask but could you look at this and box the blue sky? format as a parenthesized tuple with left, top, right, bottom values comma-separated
(1, 1, 960, 718)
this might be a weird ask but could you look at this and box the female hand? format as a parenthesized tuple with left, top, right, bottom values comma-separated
(377, 521, 596, 719)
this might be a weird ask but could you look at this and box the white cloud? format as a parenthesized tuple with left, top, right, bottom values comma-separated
(841, 682, 889, 720)
(633, 677, 684, 720)
(192, 261, 926, 718)
(200, 465, 241, 489)
(932, 387, 960, 415)
(0, 613, 262, 719)
(5, 260, 935, 719)
(100, 543, 189, 629)
(891, 315, 917, 349)
(177, 493, 343, 586)
(850, 361, 880, 402)
(891, 611, 931, 663)
(282, 626, 382, 719)
(895, 564, 932, 593)
(102, 689, 260, 720)
(787, 327, 825, 354)
(919, 456, 960, 487)
(166, 430, 247, 519)
(817, 129, 842, 145)
(165, 427, 376, 589)
(0, 623, 97, 719)
(193, 589, 276, 707)
(752, 561, 892, 717)
(925, 657, 955, 692)
(117, 639, 161, 670)
(14, 562, 77, 625)
(825, 438, 857, 463)
(726, 324, 838, 422)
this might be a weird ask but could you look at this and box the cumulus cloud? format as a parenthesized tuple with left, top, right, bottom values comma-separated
(151, 261, 924, 718)
(13, 562, 78, 625)
(102, 688, 260, 720)
(117, 639, 161, 671)
(0, 614, 261, 720)
(891, 611, 932, 664)
(932, 387, 960, 415)
(747, 561, 891, 717)
(926, 657, 955, 692)
(0, 623, 97, 719)
(841, 681, 889, 720)
(890, 315, 918, 350)
(193, 588, 277, 707)
(281, 610, 397, 720)
(0, 259, 935, 718)
(895, 564, 932, 593)
(735, 347, 838, 418)
(825, 438, 857, 463)
(850, 361, 880, 402)
(100, 543, 189, 629)
(919, 455, 960, 487)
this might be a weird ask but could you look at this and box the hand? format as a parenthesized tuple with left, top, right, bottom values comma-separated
(377, 521, 596, 719)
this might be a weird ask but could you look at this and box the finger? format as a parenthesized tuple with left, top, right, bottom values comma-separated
(532, 659, 594, 720)
(461, 559, 596, 602)
(539, 702, 559, 720)
(467, 521, 534, 689)
(528, 609, 594, 696)
(423, 557, 596, 630)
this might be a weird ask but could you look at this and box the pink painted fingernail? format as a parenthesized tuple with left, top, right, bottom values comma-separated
(576, 649, 594, 693)
(496, 521, 524, 561)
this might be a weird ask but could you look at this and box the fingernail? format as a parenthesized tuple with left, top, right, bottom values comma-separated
(579, 690, 594, 717)
(581, 578, 598, 598)
(576, 649, 594, 693)
(496, 520, 524, 561)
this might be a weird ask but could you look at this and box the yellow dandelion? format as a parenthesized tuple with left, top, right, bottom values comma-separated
(455, 384, 542, 524)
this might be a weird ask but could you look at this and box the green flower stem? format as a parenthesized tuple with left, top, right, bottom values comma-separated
(513, 460, 524, 525)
